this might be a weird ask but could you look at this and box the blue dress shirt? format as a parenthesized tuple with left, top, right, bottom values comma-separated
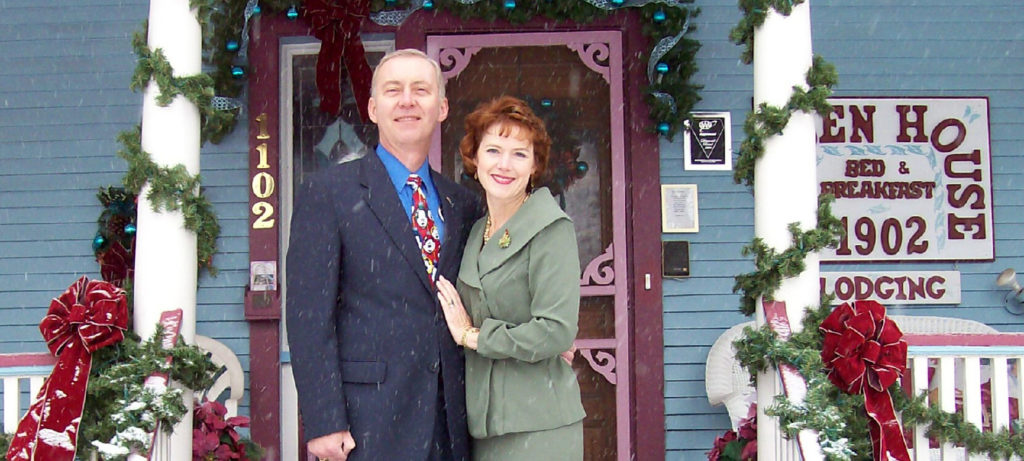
(376, 145, 445, 242)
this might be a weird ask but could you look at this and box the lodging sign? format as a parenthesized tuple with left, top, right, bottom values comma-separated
(816, 97, 994, 262)
(820, 271, 961, 305)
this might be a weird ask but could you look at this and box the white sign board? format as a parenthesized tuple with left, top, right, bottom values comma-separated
(820, 271, 962, 305)
(817, 97, 994, 262)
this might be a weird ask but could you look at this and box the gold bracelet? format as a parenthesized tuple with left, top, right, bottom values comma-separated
(460, 326, 476, 347)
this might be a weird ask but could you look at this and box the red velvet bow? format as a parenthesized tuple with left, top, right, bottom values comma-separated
(820, 300, 910, 461)
(6, 276, 128, 461)
(304, 0, 373, 120)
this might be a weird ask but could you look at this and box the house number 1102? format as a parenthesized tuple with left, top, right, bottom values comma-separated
(251, 113, 275, 229)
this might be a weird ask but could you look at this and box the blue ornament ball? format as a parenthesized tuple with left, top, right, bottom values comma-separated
(231, 66, 246, 78)
(286, 6, 299, 20)
(226, 40, 240, 52)
(92, 234, 106, 252)
(504, 0, 515, 10)
(657, 122, 671, 135)
(656, 62, 669, 74)
(611, 0, 624, 5)
(124, 223, 137, 235)
(252, 4, 261, 14)
(575, 161, 589, 177)
(541, 99, 553, 107)
(653, 9, 666, 22)
(423, 0, 434, 9)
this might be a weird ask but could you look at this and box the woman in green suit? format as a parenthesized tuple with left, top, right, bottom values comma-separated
(435, 96, 585, 460)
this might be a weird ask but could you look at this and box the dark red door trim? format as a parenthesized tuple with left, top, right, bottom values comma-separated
(245, 13, 312, 455)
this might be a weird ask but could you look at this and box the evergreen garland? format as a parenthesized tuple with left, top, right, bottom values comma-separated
(131, 30, 238, 145)
(732, 195, 843, 316)
(202, 0, 702, 139)
(895, 391, 1024, 459)
(732, 55, 838, 187)
(729, 0, 804, 65)
(77, 326, 218, 459)
(117, 128, 221, 274)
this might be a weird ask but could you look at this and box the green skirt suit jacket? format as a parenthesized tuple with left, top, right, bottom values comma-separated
(456, 188, 586, 459)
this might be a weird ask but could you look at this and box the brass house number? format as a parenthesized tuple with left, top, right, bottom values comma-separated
(251, 112, 275, 229)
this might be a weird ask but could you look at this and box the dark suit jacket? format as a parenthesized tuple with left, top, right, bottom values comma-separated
(286, 152, 479, 461)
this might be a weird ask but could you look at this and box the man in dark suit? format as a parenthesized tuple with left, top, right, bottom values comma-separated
(286, 49, 479, 461)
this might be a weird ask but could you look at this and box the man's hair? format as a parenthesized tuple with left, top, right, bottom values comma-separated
(371, 48, 446, 100)
(459, 95, 551, 188)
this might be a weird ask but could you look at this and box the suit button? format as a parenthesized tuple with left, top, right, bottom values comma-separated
(429, 361, 440, 373)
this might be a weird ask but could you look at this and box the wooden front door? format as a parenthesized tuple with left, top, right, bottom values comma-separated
(427, 31, 631, 461)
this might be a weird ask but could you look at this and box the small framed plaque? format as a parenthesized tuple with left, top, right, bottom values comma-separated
(684, 112, 732, 171)
(661, 184, 699, 233)
(250, 261, 278, 291)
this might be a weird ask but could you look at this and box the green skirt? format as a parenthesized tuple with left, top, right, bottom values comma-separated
(472, 420, 583, 461)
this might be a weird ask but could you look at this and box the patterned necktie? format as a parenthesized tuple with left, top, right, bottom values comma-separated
(407, 174, 440, 285)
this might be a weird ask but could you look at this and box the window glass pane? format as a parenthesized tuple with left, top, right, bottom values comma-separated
(440, 46, 614, 267)
(292, 52, 385, 185)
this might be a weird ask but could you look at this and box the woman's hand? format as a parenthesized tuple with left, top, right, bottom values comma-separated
(436, 276, 478, 349)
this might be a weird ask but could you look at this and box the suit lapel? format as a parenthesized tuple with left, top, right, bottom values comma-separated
(433, 172, 468, 279)
(359, 154, 434, 293)
(457, 219, 485, 290)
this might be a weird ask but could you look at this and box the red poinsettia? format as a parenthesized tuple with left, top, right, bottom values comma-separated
(192, 400, 259, 461)
(707, 403, 757, 461)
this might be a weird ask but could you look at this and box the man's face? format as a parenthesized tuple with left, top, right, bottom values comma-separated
(368, 55, 449, 154)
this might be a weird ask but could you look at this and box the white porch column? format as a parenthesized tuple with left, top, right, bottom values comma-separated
(751, 2, 822, 460)
(134, 0, 201, 459)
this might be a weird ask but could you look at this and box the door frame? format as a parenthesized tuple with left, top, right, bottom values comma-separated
(426, 29, 632, 458)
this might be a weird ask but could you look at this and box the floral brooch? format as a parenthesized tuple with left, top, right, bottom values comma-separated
(498, 229, 511, 249)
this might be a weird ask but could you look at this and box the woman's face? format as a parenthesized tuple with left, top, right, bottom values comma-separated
(474, 123, 536, 203)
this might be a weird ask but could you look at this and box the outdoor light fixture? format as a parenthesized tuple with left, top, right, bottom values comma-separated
(996, 268, 1024, 314)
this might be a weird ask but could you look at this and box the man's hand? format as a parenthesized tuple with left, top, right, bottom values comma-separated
(308, 431, 356, 461)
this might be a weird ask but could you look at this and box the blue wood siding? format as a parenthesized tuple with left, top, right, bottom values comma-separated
(663, 1, 1024, 459)
(0, 0, 252, 416)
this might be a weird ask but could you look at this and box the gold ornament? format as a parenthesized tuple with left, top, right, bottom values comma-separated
(498, 229, 511, 249)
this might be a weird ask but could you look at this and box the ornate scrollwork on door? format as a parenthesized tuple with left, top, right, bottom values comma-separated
(580, 244, 614, 287)
(437, 47, 482, 79)
(579, 348, 617, 385)
(566, 42, 610, 84)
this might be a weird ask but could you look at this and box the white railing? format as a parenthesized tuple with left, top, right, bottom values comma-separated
(904, 333, 1024, 461)
(0, 352, 54, 434)
(707, 317, 1024, 461)
(1, 336, 244, 458)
